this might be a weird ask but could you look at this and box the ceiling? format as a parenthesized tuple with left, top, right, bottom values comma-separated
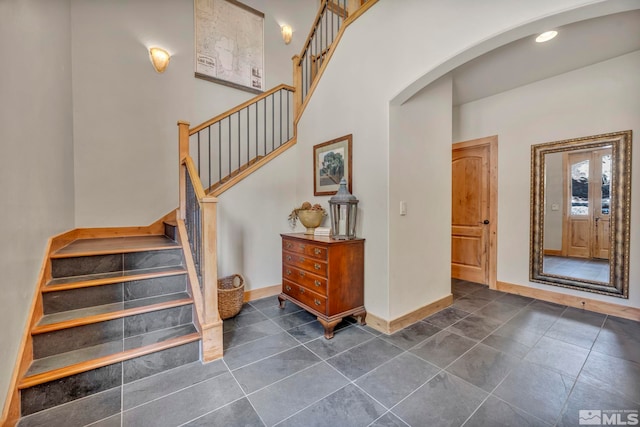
(451, 10, 640, 106)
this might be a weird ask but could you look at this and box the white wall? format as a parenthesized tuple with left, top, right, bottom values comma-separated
(0, 0, 75, 411)
(71, 0, 315, 227)
(388, 77, 453, 319)
(454, 50, 640, 307)
(297, 0, 604, 320)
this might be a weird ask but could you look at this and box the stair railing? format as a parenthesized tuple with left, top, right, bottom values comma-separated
(293, 0, 369, 115)
(178, 120, 222, 361)
(188, 84, 295, 196)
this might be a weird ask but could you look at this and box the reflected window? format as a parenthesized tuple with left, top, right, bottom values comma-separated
(571, 159, 589, 215)
(601, 154, 611, 215)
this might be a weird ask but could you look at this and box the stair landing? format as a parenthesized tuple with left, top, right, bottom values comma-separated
(52, 235, 179, 258)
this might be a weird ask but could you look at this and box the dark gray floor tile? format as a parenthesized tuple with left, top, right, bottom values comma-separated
(393, 371, 487, 427)
(305, 325, 376, 359)
(87, 414, 122, 427)
(494, 360, 575, 424)
(370, 412, 410, 427)
(497, 293, 534, 308)
(447, 314, 502, 341)
(557, 379, 640, 426)
(327, 337, 403, 380)
(123, 359, 228, 410)
(249, 296, 284, 311)
(252, 298, 304, 318)
(592, 316, 640, 364)
(269, 309, 317, 330)
(579, 350, 640, 404)
(380, 321, 441, 350)
(286, 319, 351, 343)
(446, 343, 519, 392)
(463, 396, 550, 427)
(223, 331, 299, 370)
(410, 330, 476, 368)
(424, 307, 470, 329)
(122, 372, 243, 427)
(233, 345, 320, 393)
(452, 280, 486, 295)
(474, 300, 523, 322)
(223, 319, 284, 349)
(481, 333, 531, 359)
(472, 288, 503, 301)
(489, 321, 544, 348)
(524, 336, 589, 377)
(356, 353, 440, 408)
(123, 341, 199, 383)
(504, 308, 560, 336)
(527, 300, 567, 315)
(277, 384, 386, 427)
(21, 364, 122, 415)
(183, 397, 264, 427)
(248, 362, 349, 426)
(544, 308, 604, 349)
(223, 305, 268, 333)
(452, 295, 493, 313)
(19, 388, 121, 427)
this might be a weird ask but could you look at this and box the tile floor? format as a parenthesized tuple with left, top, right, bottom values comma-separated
(27, 280, 640, 427)
(543, 255, 610, 283)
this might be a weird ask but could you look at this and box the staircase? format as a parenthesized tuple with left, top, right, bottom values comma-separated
(16, 226, 200, 425)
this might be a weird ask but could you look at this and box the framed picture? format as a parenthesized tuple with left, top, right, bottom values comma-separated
(313, 134, 352, 196)
(194, 0, 264, 94)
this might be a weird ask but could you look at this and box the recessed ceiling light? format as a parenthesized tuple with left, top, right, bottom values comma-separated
(536, 30, 558, 43)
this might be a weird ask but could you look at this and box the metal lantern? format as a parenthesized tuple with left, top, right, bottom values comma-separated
(328, 178, 358, 239)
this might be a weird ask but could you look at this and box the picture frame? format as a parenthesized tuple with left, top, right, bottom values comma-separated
(194, 0, 264, 94)
(313, 134, 352, 196)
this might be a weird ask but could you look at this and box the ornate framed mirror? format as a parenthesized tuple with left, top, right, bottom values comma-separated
(530, 130, 632, 298)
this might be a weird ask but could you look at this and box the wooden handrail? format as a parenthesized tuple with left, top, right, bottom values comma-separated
(183, 156, 207, 201)
(189, 84, 295, 135)
(297, 0, 331, 65)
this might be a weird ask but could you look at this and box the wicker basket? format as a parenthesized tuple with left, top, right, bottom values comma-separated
(218, 274, 245, 319)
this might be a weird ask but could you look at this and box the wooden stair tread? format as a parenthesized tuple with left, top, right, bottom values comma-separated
(44, 266, 187, 292)
(34, 293, 193, 333)
(19, 331, 200, 389)
(25, 324, 198, 377)
(52, 235, 180, 258)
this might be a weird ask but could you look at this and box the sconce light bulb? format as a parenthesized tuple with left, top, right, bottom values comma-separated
(535, 30, 558, 43)
(149, 47, 171, 73)
(281, 25, 293, 45)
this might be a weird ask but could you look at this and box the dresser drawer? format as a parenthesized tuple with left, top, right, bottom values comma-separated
(282, 239, 327, 261)
(282, 265, 327, 295)
(283, 251, 328, 276)
(283, 279, 327, 315)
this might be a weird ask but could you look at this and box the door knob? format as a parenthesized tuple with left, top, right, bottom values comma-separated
(483, 219, 490, 225)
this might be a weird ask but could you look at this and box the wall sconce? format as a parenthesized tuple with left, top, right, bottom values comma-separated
(281, 25, 293, 45)
(149, 47, 171, 73)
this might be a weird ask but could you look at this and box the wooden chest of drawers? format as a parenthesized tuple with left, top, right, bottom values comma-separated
(278, 233, 366, 339)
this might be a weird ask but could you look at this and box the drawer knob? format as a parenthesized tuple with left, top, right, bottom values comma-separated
(314, 299, 321, 306)
(286, 255, 292, 262)
(314, 263, 321, 270)
(314, 280, 321, 287)
(314, 248, 322, 255)
(285, 285, 291, 291)
(286, 269, 291, 276)
(299, 287, 305, 294)
(299, 271, 306, 277)
(285, 242, 292, 249)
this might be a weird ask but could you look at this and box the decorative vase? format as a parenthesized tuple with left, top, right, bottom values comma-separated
(297, 210, 324, 235)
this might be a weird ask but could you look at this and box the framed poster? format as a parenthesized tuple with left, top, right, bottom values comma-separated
(314, 134, 352, 196)
(195, 0, 264, 94)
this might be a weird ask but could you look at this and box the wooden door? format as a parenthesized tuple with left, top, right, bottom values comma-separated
(564, 147, 611, 259)
(452, 136, 497, 286)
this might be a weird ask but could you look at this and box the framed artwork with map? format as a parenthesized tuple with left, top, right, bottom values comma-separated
(313, 134, 353, 196)
(194, 0, 264, 94)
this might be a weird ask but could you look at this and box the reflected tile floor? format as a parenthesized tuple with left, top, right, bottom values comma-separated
(23, 279, 640, 427)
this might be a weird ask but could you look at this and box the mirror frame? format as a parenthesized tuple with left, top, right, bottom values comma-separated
(530, 130, 632, 298)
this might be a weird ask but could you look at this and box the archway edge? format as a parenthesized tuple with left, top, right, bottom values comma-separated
(390, 0, 640, 106)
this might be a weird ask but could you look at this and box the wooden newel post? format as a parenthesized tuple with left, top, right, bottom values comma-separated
(292, 55, 302, 120)
(347, 0, 360, 16)
(200, 195, 223, 361)
(177, 121, 190, 220)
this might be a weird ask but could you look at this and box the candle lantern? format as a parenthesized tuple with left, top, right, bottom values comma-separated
(328, 178, 359, 239)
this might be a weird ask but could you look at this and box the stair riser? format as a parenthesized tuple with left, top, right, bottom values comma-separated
(43, 275, 187, 314)
(164, 222, 178, 241)
(20, 341, 199, 418)
(51, 249, 184, 278)
(33, 305, 193, 359)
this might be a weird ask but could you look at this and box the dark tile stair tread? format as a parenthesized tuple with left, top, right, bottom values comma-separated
(45, 266, 187, 290)
(26, 324, 198, 377)
(52, 235, 180, 258)
(35, 292, 192, 329)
